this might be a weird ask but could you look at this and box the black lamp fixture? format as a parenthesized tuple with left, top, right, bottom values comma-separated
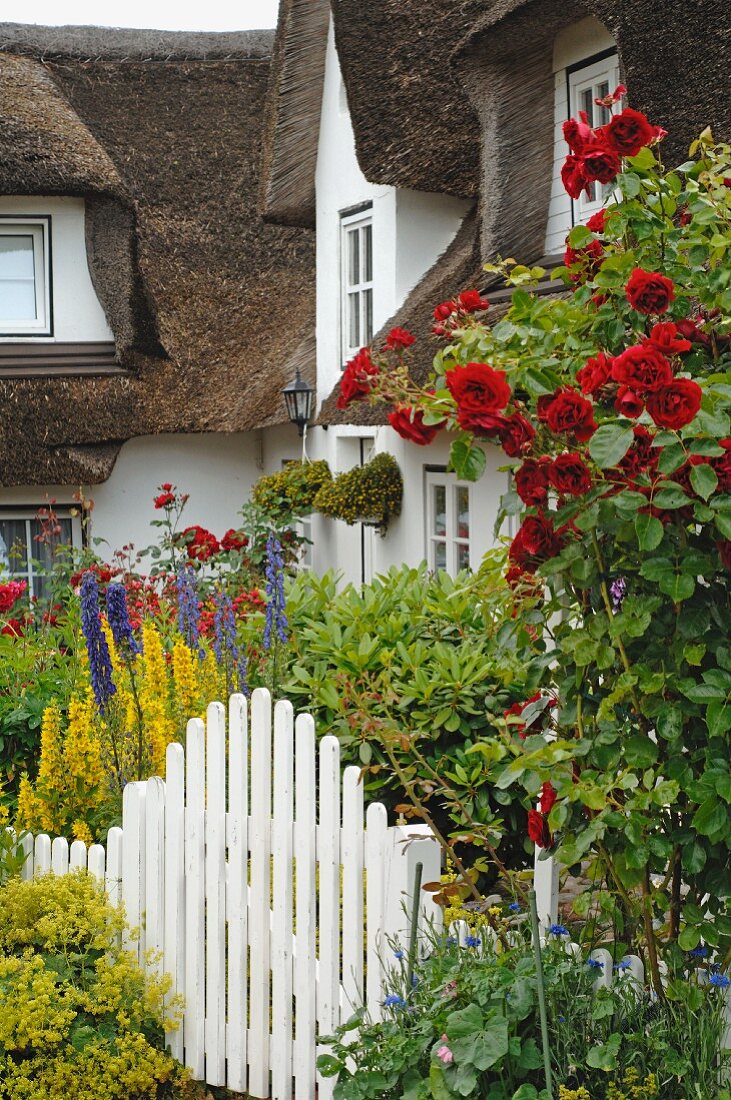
(282, 368, 315, 436)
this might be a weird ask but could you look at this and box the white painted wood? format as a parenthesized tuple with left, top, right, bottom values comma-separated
(19, 830, 34, 880)
(316, 735, 341, 1100)
(383, 824, 442, 950)
(51, 835, 69, 876)
(618, 954, 644, 988)
(184, 717, 206, 1081)
(341, 765, 364, 1017)
(205, 702, 227, 1087)
(144, 776, 166, 975)
(533, 846, 560, 929)
(88, 843, 105, 883)
(164, 741, 186, 1062)
(121, 781, 146, 960)
(69, 839, 87, 871)
(248, 688, 272, 1099)
(590, 947, 613, 990)
(294, 713, 317, 1099)
(105, 826, 123, 907)
(226, 694, 248, 1093)
(365, 801, 388, 1022)
(272, 700, 295, 1100)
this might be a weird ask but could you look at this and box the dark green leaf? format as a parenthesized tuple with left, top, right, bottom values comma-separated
(690, 463, 719, 501)
(589, 424, 635, 469)
(635, 512, 664, 551)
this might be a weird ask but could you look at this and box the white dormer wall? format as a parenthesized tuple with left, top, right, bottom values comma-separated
(544, 17, 617, 255)
(0, 196, 114, 343)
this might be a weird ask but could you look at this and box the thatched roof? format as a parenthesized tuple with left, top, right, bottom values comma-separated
(260, 0, 482, 228)
(0, 24, 315, 486)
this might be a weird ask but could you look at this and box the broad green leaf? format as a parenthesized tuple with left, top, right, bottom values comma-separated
(624, 735, 659, 768)
(690, 462, 719, 500)
(653, 486, 692, 509)
(658, 573, 695, 601)
(586, 1034, 620, 1070)
(589, 424, 635, 468)
(678, 925, 701, 951)
(449, 439, 487, 482)
(707, 699, 731, 737)
(693, 797, 727, 837)
(635, 512, 664, 551)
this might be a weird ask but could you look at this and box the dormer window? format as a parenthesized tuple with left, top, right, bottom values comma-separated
(0, 216, 52, 337)
(340, 206, 373, 365)
(567, 52, 620, 223)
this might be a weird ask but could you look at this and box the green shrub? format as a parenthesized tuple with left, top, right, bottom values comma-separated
(313, 452, 403, 528)
(0, 872, 190, 1100)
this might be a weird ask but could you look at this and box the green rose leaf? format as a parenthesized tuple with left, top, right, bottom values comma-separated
(588, 424, 635, 469)
(653, 486, 692, 509)
(658, 572, 696, 601)
(693, 797, 727, 837)
(624, 734, 659, 768)
(706, 699, 731, 737)
(449, 439, 487, 482)
(690, 462, 719, 500)
(635, 512, 664, 551)
(677, 925, 702, 951)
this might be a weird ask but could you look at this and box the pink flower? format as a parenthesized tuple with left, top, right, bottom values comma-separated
(436, 1038, 454, 1065)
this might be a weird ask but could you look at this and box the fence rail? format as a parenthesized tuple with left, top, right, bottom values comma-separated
(18, 689, 441, 1099)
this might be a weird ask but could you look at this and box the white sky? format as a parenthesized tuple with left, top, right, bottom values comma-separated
(3, 0, 280, 31)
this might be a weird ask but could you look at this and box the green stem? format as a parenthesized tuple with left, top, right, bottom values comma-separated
(406, 861, 423, 993)
(529, 889, 554, 1097)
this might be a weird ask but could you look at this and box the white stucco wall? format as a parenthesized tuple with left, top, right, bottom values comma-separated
(0, 196, 114, 343)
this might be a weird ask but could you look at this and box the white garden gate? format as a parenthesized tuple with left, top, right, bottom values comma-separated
(18, 689, 441, 1099)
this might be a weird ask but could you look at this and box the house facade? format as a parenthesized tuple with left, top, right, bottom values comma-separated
(0, 4, 728, 591)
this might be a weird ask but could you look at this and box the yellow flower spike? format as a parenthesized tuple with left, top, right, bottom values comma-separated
(172, 637, 201, 719)
(139, 624, 175, 777)
(37, 704, 66, 794)
(15, 775, 41, 833)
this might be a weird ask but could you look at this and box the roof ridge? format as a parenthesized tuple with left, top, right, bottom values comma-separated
(0, 22, 275, 62)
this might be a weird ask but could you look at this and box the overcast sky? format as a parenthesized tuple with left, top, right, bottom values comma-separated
(4, 0, 280, 31)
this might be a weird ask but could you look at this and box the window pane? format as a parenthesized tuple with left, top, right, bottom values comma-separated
(0, 521, 28, 574)
(432, 485, 446, 536)
(348, 292, 360, 348)
(432, 540, 447, 571)
(347, 228, 360, 287)
(456, 542, 470, 572)
(363, 288, 373, 344)
(0, 236, 35, 279)
(580, 88, 594, 125)
(0, 280, 36, 322)
(455, 486, 470, 539)
(362, 223, 373, 282)
(30, 519, 73, 602)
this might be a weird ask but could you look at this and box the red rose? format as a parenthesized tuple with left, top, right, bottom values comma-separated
(563, 116, 594, 155)
(337, 348, 379, 409)
(545, 388, 597, 442)
(70, 564, 113, 589)
(676, 317, 712, 349)
(0, 580, 27, 613)
(1, 618, 24, 638)
(712, 438, 731, 492)
(719, 541, 731, 570)
(645, 379, 702, 430)
(536, 393, 557, 422)
(159, 482, 173, 492)
(433, 300, 456, 322)
(614, 386, 645, 418)
(446, 362, 512, 417)
(548, 453, 592, 496)
(154, 492, 176, 509)
(561, 154, 590, 200)
(564, 237, 604, 282)
(625, 268, 675, 314)
(611, 344, 673, 393)
(585, 209, 606, 233)
(456, 410, 507, 436)
(499, 413, 536, 458)
(582, 141, 621, 185)
(384, 327, 415, 351)
(456, 289, 490, 313)
(527, 809, 552, 849)
(615, 425, 660, 480)
(388, 405, 443, 446)
(221, 529, 248, 552)
(576, 352, 612, 396)
(515, 458, 551, 506)
(182, 525, 220, 562)
(540, 781, 557, 815)
(602, 107, 657, 156)
(642, 321, 692, 356)
(509, 513, 564, 573)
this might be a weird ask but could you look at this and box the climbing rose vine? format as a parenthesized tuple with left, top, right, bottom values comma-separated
(339, 99, 731, 992)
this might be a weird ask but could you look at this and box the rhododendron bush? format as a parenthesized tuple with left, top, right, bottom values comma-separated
(339, 113, 731, 987)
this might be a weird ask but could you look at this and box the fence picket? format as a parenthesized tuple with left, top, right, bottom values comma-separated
(249, 688, 273, 1099)
(145, 777, 166, 973)
(272, 700, 295, 1100)
(184, 717, 206, 1080)
(226, 693, 248, 1093)
(205, 702, 227, 1087)
(88, 843, 105, 883)
(122, 781, 146, 960)
(365, 801, 388, 1022)
(51, 835, 68, 876)
(294, 713, 317, 1100)
(164, 742, 186, 1062)
(316, 735, 341, 1100)
(69, 839, 87, 871)
(106, 826, 123, 906)
(20, 830, 34, 880)
(342, 766, 364, 1017)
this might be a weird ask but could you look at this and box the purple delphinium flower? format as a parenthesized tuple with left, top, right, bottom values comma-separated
(177, 563, 203, 658)
(610, 576, 627, 612)
(80, 571, 116, 712)
(264, 532, 288, 650)
(213, 588, 248, 695)
(106, 583, 141, 656)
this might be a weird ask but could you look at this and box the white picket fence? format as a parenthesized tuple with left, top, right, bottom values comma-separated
(18, 689, 442, 1099)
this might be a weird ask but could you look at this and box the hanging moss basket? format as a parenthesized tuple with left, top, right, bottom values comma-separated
(313, 452, 403, 532)
(252, 459, 332, 520)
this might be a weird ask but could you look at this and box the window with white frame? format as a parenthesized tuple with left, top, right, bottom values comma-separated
(425, 470, 471, 575)
(567, 52, 620, 223)
(0, 509, 81, 601)
(340, 209, 373, 364)
(0, 217, 52, 336)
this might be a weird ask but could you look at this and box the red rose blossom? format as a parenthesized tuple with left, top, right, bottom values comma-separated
(509, 513, 564, 574)
(645, 379, 702, 430)
(582, 141, 621, 185)
(545, 388, 597, 442)
(540, 781, 557, 815)
(384, 327, 416, 351)
(614, 386, 645, 418)
(642, 321, 692, 355)
(456, 289, 490, 313)
(564, 237, 604, 282)
(154, 492, 176, 509)
(337, 348, 379, 409)
(625, 268, 675, 314)
(576, 352, 612, 396)
(433, 301, 456, 322)
(527, 809, 552, 849)
(388, 405, 443, 446)
(183, 525, 220, 562)
(0, 580, 27, 613)
(611, 344, 674, 393)
(221, 529, 248, 552)
(615, 425, 660, 481)
(548, 453, 592, 496)
(446, 362, 512, 417)
(561, 154, 590, 199)
(563, 115, 594, 155)
(1, 618, 24, 638)
(712, 438, 731, 491)
(159, 482, 173, 491)
(515, 458, 551, 506)
(602, 107, 657, 156)
(585, 209, 607, 233)
(499, 413, 536, 457)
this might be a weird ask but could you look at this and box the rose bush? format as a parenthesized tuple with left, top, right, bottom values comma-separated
(339, 106, 731, 989)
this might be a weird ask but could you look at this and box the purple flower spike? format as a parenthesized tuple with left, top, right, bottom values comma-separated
(80, 571, 116, 712)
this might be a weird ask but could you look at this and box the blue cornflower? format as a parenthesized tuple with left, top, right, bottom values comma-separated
(177, 564, 203, 658)
(587, 958, 604, 970)
(80, 572, 116, 712)
(549, 924, 569, 937)
(445, 935, 458, 947)
(558, 1015, 566, 1023)
(393, 950, 404, 960)
(106, 583, 141, 656)
(465, 935, 481, 948)
(383, 994, 407, 1009)
(688, 946, 709, 958)
(508, 903, 521, 913)
(709, 972, 730, 989)
(264, 532, 288, 649)
(614, 960, 631, 971)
